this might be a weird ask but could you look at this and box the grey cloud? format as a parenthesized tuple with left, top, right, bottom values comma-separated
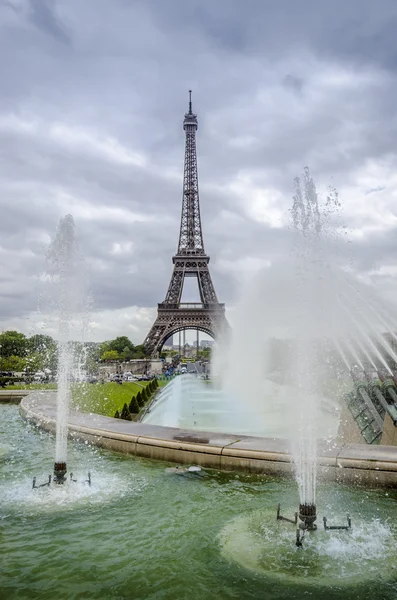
(1, 0, 397, 340)
(28, 0, 70, 44)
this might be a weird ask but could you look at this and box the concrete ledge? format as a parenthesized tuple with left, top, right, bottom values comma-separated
(18, 391, 397, 487)
(0, 390, 30, 403)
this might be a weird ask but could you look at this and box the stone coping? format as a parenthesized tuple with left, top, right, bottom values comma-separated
(0, 389, 30, 403)
(19, 391, 397, 487)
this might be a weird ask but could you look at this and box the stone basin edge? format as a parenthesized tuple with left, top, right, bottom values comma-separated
(19, 391, 397, 487)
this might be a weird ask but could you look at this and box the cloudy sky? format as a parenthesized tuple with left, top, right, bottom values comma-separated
(1, 0, 397, 343)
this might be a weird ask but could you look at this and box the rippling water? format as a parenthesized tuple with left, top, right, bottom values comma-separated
(1, 405, 397, 600)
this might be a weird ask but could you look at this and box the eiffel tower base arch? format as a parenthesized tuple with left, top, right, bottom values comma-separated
(144, 304, 227, 357)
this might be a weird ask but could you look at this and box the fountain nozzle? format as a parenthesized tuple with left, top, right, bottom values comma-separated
(298, 503, 317, 530)
(53, 462, 67, 484)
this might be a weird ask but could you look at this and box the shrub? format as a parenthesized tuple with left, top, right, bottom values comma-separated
(120, 403, 131, 420)
(129, 396, 140, 414)
(142, 387, 148, 403)
(0, 376, 23, 388)
(136, 391, 144, 407)
(114, 410, 120, 419)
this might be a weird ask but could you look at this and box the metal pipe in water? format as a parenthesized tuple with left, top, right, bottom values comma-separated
(382, 378, 397, 405)
(354, 382, 384, 429)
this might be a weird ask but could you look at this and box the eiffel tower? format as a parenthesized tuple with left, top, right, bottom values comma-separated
(144, 92, 228, 357)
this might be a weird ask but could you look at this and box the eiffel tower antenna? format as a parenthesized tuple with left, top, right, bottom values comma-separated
(143, 92, 229, 357)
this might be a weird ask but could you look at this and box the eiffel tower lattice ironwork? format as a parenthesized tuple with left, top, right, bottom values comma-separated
(144, 92, 228, 357)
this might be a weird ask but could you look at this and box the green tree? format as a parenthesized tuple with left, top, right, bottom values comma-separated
(27, 334, 58, 373)
(27, 334, 55, 354)
(109, 337, 134, 355)
(1, 355, 26, 372)
(99, 341, 111, 356)
(199, 347, 212, 359)
(132, 344, 146, 359)
(120, 345, 133, 362)
(114, 410, 120, 418)
(101, 350, 120, 362)
(0, 331, 27, 359)
(136, 391, 144, 407)
(129, 397, 140, 414)
(25, 353, 44, 374)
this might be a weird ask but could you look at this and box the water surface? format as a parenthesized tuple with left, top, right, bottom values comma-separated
(1, 405, 397, 600)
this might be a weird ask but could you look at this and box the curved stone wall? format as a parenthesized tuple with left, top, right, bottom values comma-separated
(19, 391, 397, 487)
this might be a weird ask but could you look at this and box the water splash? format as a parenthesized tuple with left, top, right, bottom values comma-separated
(214, 167, 397, 507)
(220, 505, 397, 586)
(46, 215, 88, 474)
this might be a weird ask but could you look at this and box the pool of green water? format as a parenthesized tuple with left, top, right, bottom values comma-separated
(1, 404, 397, 600)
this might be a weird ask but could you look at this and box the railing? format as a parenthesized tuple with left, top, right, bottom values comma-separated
(158, 302, 225, 310)
(178, 303, 203, 309)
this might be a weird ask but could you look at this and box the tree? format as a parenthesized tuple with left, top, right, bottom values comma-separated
(101, 350, 120, 362)
(109, 337, 135, 355)
(84, 344, 101, 374)
(0, 331, 27, 359)
(1, 355, 26, 372)
(114, 410, 120, 418)
(132, 344, 146, 359)
(27, 334, 55, 354)
(199, 347, 212, 359)
(120, 345, 133, 362)
(136, 391, 144, 407)
(25, 353, 44, 374)
(129, 397, 140, 414)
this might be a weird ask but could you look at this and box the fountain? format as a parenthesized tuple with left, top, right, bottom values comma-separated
(144, 169, 397, 550)
(2, 176, 397, 597)
(32, 214, 91, 487)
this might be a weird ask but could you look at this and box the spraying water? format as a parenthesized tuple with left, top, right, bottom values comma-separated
(215, 167, 397, 524)
(46, 215, 87, 482)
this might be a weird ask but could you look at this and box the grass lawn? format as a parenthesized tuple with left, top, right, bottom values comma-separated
(71, 381, 158, 418)
(4, 379, 169, 419)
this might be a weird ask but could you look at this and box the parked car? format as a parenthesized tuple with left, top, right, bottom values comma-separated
(33, 371, 46, 382)
(136, 375, 154, 381)
(123, 372, 137, 382)
(110, 373, 123, 383)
